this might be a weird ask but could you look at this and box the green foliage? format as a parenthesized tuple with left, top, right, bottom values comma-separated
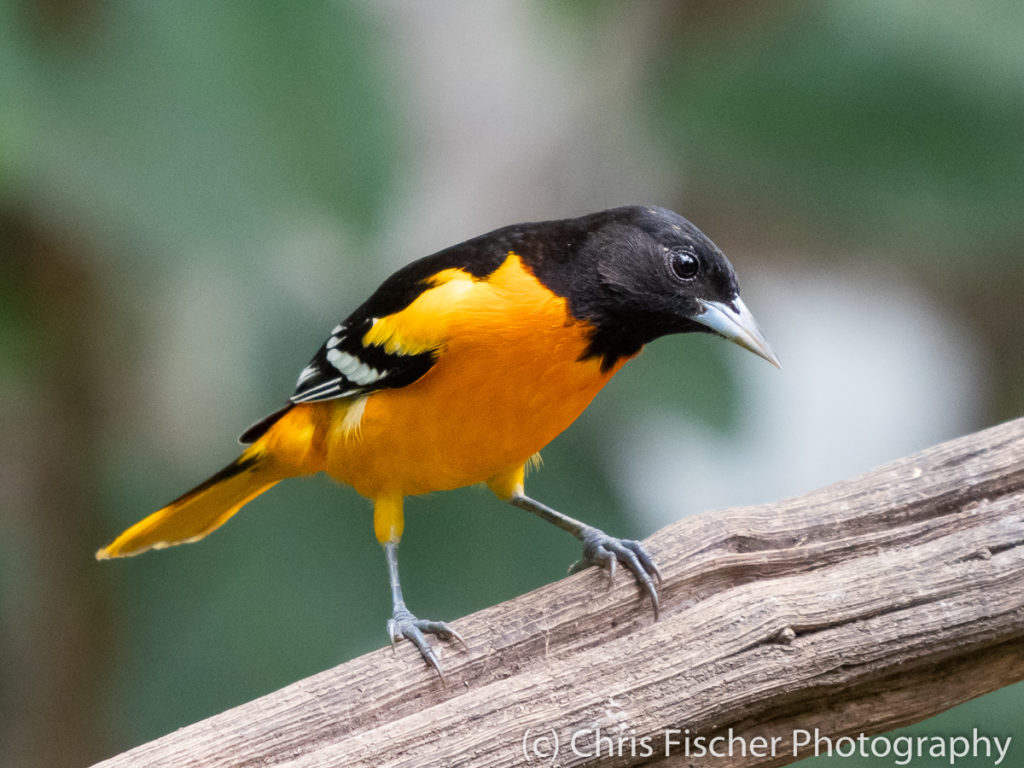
(0, 0, 398, 265)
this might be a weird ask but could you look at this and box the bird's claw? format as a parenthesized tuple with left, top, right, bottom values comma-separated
(570, 527, 662, 618)
(388, 607, 466, 680)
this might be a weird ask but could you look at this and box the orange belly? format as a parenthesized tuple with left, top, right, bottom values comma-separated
(323, 330, 623, 498)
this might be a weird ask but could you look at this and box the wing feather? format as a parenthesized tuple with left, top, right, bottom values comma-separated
(290, 270, 478, 404)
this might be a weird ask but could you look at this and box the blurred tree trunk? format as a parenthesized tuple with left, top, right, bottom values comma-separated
(0, 209, 111, 767)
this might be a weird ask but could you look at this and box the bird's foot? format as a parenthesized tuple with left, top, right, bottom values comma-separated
(569, 526, 662, 618)
(387, 607, 466, 680)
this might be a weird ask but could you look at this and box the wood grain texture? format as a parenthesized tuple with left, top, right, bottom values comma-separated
(93, 417, 1024, 768)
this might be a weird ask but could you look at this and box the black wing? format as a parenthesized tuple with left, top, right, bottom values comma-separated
(239, 215, 554, 443)
(288, 228, 521, 404)
(289, 316, 436, 404)
(238, 314, 436, 444)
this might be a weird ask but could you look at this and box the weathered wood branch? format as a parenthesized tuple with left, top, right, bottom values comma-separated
(94, 418, 1024, 768)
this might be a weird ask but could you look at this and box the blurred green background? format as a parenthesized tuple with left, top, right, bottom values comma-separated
(1, 1, 1022, 766)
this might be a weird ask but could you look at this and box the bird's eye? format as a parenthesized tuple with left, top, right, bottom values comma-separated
(668, 250, 699, 281)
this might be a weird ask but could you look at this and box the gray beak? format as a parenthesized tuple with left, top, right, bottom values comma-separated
(694, 297, 781, 368)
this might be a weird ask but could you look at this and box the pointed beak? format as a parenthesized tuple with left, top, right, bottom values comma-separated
(694, 297, 781, 368)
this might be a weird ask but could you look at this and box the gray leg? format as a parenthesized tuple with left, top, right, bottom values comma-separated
(384, 541, 465, 680)
(508, 493, 661, 617)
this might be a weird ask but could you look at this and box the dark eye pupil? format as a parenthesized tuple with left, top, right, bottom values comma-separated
(671, 251, 699, 280)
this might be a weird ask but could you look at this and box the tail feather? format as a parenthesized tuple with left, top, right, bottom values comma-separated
(238, 402, 294, 444)
(96, 451, 281, 560)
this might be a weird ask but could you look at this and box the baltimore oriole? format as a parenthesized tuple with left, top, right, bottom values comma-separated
(97, 206, 779, 677)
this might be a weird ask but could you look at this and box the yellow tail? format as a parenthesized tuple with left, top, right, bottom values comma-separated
(96, 449, 281, 560)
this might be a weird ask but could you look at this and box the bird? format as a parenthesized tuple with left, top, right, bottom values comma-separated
(96, 205, 779, 678)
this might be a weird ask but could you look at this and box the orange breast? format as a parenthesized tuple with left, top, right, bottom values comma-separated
(314, 253, 628, 499)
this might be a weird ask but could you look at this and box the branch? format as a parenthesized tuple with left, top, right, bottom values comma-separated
(93, 418, 1024, 768)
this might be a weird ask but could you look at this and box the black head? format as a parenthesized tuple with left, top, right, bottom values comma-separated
(537, 206, 779, 371)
